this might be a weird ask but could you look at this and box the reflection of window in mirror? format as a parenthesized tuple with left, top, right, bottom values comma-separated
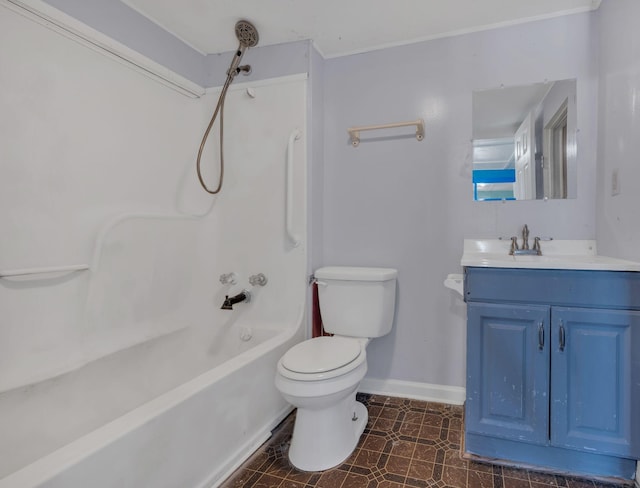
(472, 139, 516, 201)
(472, 78, 576, 201)
(545, 100, 568, 199)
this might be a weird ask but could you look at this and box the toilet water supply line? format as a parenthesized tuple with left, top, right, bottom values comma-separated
(286, 128, 301, 247)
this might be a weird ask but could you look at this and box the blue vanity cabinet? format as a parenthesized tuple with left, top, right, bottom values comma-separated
(464, 267, 640, 479)
(466, 302, 550, 445)
(551, 307, 640, 458)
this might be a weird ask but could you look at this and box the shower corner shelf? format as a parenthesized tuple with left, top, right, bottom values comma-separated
(348, 118, 424, 147)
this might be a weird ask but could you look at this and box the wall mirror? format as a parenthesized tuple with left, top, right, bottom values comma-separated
(472, 79, 577, 201)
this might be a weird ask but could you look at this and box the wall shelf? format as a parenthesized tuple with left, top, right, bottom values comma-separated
(0, 264, 90, 279)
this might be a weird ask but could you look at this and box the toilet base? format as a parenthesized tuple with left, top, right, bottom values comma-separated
(288, 395, 368, 472)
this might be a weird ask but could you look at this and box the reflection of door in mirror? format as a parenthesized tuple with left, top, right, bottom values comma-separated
(545, 100, 568, 199)
(514, 113, 535, 199)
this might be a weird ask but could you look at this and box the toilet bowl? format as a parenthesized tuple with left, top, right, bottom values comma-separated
(275, 336, 369, 471)
(274, 266, 397, 471)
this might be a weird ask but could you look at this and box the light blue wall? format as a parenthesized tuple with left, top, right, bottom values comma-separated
(36, 1, 607, 391)
(43, 0, 206, 85)
(42, 0, 312, 88)
(308, 44, 325, 274)
(205, 41, 311, 87)
(322, 12, 598, 387)
(595, 0, 640, 262)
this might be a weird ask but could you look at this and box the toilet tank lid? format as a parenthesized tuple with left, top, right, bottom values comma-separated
(315, 266, 397, 281)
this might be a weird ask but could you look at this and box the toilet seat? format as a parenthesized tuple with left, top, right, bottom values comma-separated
(278, 336, 365, 381)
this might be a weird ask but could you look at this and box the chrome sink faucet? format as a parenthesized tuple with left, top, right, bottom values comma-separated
(509, 224, 543, 256)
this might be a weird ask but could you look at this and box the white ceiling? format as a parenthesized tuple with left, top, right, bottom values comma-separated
(121, 0, 601, 58)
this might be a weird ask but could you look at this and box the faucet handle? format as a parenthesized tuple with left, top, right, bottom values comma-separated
(249, 273, 268, 286)
(509, 236, 519, 255)
(219, 272, 237, 285)
(533, 237, 542, 255)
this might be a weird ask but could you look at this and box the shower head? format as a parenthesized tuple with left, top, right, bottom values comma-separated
(235, 20, 259, 48)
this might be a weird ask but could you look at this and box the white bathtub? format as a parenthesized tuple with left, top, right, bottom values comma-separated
(0, 318, 304, 488)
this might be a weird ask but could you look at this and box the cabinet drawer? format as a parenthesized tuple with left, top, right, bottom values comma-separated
(465, 267, 640, 310)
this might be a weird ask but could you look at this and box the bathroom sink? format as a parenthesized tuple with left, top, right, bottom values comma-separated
(461, 239, 640, 271)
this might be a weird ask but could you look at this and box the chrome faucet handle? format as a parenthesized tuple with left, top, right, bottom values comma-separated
(533, 237, 542, 255)
(509, 236, 519, 255)
(249, 273, 268, 286)
(219, 272, 237, 285)
(522, 224, 530, 250)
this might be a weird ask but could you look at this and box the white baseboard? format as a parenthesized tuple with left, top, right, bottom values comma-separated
(359, 377, 465, 406)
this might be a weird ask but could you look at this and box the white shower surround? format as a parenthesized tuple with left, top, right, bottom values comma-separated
(1, 6, 308, 486)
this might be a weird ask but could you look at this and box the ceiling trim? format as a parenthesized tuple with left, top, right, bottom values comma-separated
(322, 5, 601, 59)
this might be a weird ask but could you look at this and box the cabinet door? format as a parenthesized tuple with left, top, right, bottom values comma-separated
(551, 307, 640, 458)
(466, 302, 550, 444)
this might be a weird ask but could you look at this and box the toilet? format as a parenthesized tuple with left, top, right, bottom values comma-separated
(275, 266, 397, 471)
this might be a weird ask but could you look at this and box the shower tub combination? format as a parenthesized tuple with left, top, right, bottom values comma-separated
(1, 93, 308, 486)
(0, 11, 309, 483)
(0, 320, 303, 488)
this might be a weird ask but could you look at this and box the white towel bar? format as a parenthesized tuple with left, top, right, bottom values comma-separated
(348, 119, 424, 147)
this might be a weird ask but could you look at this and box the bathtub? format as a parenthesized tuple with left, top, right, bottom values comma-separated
(0, 316, 305, 488)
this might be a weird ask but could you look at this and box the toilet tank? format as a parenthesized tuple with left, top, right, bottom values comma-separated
(315, 266, 397, 338)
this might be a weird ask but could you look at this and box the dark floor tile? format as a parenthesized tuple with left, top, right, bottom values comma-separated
(444, 448, 468, 470)
(315, 469, 348, 488)
(528, 470, 559, 486)
(418, 425, 441, 440)
(503, 476, 533, 488)
(223, 468, 259, 487)
(399, 422, 423, 437)
(407, 459, 435, 480)
(441, 464, 468, 488)
(252, 473, 285, 488)
(377, 480, 406, 488)
(341, 470, 370, 487)
(403, 411, 425, 424)
(469, 468, 497, 488)
(412, 444, 439, 463)
(383, 454, 411, 478)
(353, 448, 381, 468)
(502, 467, 531, 480)
(220, 394, 633, 488)
(279, 480, 307, 488)
(361, 433, 387, 451)
(389, 439, 416, 458)
(567, 478, 593, 488)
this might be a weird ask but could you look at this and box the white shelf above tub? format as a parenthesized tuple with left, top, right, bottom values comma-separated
(0, 264, 90, 279)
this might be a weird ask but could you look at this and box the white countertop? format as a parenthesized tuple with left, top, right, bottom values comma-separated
(461, 239, 640, 272)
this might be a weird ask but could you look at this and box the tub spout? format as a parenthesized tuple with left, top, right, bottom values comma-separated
(221, 290, 251, 310)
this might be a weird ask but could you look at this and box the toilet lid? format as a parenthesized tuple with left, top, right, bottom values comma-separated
(281, 337, 362, 374)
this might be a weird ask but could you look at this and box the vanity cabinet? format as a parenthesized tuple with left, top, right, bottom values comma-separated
(464, 267, 640, 478)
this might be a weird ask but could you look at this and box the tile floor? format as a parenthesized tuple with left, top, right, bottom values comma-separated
(221, 394, 633, 488)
